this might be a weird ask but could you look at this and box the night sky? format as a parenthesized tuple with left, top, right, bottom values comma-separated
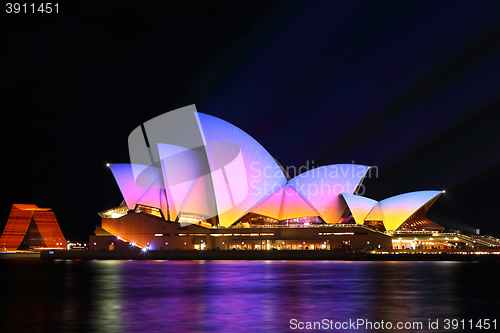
(2, 1, 500, 241)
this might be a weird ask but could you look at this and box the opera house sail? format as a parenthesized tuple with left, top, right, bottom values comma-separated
(92, 105, 446, 251)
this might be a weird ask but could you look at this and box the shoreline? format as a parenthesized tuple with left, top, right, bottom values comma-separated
(32, 249, 500, 261)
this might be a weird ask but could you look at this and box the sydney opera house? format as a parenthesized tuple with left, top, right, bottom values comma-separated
(90, 105, 447, 251)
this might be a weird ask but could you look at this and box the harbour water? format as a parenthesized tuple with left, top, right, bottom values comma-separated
(0, 259, 498, 332)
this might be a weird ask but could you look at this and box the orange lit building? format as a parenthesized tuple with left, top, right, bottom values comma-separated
(0, 204, 66, 251)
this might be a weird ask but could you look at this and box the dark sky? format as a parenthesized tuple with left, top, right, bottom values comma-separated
(2, 1, 500, 240)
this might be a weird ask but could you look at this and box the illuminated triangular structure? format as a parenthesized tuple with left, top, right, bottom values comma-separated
(0, 204, 66, 251)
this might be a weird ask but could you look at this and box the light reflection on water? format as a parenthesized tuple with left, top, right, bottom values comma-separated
(0, 259, 499, 332)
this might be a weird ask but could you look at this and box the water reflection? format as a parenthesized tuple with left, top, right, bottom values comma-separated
(0, 259, 499, 332)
